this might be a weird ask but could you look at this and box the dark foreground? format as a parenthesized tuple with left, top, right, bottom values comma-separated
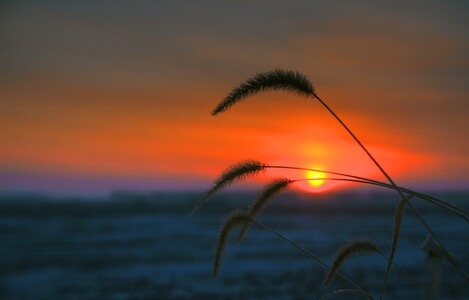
(0, 191, 467, 299)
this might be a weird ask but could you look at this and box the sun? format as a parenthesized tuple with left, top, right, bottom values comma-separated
(294, 166, 337, 194)
(306, 169, 326, 188)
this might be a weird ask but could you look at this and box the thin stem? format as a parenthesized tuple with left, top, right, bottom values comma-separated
(268, 165, 468, 221)
(310, 93, 467, 297)
(406, 204, 469, 281)
(312, 93, 399, 191)
(296, 176, 469, 282)
(249, 218, 372, 298)
(375, 248, 425, 296)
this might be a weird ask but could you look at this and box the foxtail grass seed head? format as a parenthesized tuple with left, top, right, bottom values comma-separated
(249, 178, 293, 217)
(213, 210, 251, 278)
(324, 239, 378, 286)
(191, 160, 266, 214)
(212, 69, 315, 115)
(381, 196, 411, 295)
(237, 178, 293, 243)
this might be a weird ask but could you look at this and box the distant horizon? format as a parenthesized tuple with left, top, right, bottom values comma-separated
(1, 170, 468, 199)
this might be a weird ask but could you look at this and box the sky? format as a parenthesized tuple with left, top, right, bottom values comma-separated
(0, 1, 468, 196)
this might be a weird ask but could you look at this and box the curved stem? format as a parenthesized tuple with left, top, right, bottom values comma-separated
(310, 93, 468, 297)
(375, 248, 425, 296)
(297, 177, 469, 282)
(312, 93, 398, 190)
(268, 165, 468, 221)
(249, 218, 372, 298)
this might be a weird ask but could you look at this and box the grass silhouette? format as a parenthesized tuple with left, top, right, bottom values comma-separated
(324, 238, 379, 286)
(193, 69, 468, 299)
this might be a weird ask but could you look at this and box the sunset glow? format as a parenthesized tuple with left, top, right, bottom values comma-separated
(0, 2, 468, 195)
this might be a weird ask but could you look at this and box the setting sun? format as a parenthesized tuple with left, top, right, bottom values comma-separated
(306, 169, 326, 188)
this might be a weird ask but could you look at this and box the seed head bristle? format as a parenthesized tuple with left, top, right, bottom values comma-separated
(213, 210, 251, 278)
(212, 69, 315, 115)
(324, 239, 379, 286)
(237, 178, 293, 243)
(191, 160, 266, 214)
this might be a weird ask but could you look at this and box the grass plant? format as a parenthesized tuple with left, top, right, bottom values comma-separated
(192, 69, 468, 299)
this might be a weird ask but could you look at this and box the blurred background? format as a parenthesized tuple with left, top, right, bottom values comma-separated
(1, 0, 468, 195)
(1, 191, 467, 299)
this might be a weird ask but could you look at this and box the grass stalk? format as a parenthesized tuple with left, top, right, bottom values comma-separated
(268, 165, 467, 220)
(324, 239, 379, 286)
(214, 210, 372, 297)
(248, 216, 372, 297)
(200, 69, 467, 298)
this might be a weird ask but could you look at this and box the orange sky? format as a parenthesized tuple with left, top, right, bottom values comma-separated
(1, 1, 468, 195)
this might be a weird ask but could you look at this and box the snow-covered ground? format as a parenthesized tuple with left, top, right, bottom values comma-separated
(0, 191, 467, 299)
